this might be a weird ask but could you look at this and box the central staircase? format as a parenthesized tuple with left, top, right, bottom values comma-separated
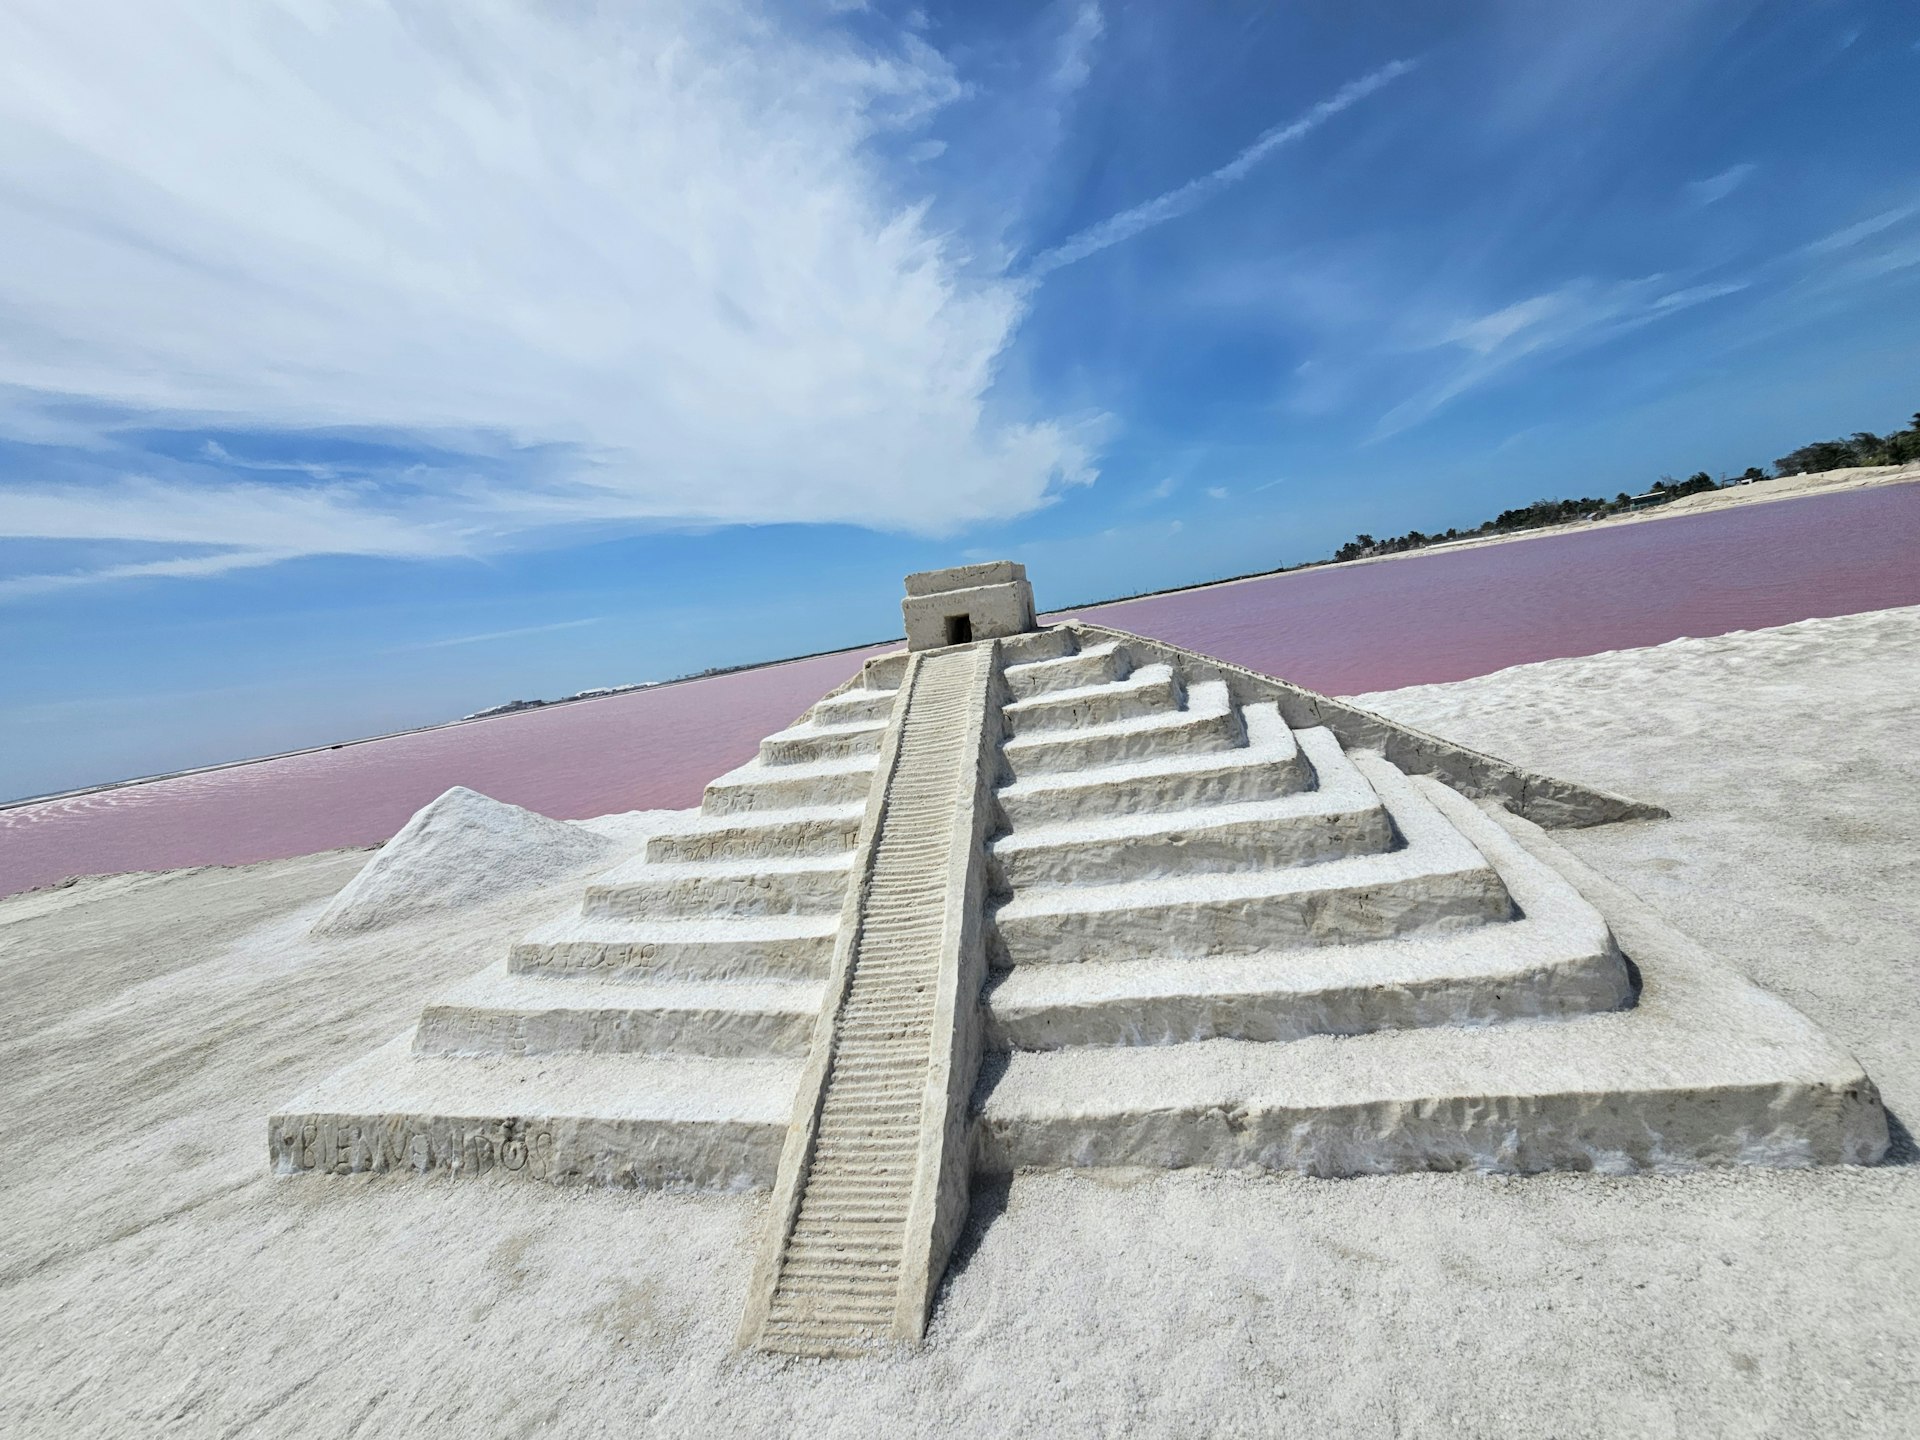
(750, 646, 990, 1356)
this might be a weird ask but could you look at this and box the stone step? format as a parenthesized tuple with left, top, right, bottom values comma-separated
(834, 1017, 932, 1036)
(810, 687, 898, 726)
(583, 853, 851, 921)
(814, 1120, 917, 1140)
(991, 754, 1511, 967)
(814, 1118, 922, 1138)
(996, 627, 1078, 667)
(801, 1177, 916, 1196)
(830, 1027, 931, 1045)
(829, 1028, 932, 1046)
(985, 783, 1631, 1048)
(820, 1094, 921, 1112)
(1001, 679, 1243, 779)
(791, 1221, 917, 1244)
(645, 803, 865, 864)
(414, 961, 823, 1059)
(770, 1275, 898, 1301)
(509, 912, 837, 982)
(1000, 663, 1180, 737)
(825, 1051, 930, 1072)
(824, 1069, 926, 1091)
(790, 1167, 915, 1185)
(759, 715, 889, 767)
(777, 1231, 907, 1251)
(997, 702, 1311, 826)
(1003, 640, 1132, 700)
(862, 652, 911, 690)
(835, 1011, 933, 1030)
(792, 1208, 909, 1229)
(836, 992, 933, 1012)
(762, 1298, 899, 1318)
(831, 1027, 927, 1047)
(823, 1074, 925, 1094)
(268, 1031, 799, 1190)
(701, 753, 878, 817)
(991, 727, 1390, 888)
(768, 1293, 897, 1319)
(767, 1270, 901, 1292)
(779, 1244, 905, 1267)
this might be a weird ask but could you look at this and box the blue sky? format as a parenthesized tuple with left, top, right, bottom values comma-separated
(2, 0, 1917, 801)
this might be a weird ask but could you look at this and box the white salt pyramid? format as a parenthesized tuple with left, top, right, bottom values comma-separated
(274, 566, 1887, 1362)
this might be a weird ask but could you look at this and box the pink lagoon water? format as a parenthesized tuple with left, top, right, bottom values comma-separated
(5, 482, 1918, 897)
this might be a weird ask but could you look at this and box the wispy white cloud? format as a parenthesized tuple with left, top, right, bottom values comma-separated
(0, 547, 296, 599)
(1803, 203, 1920, 256)
(1375, 275, 1749, 437)
(0, 0, 1102, 591)
(1051, 3, 1105, 94)
(1205, 486, 1229, 500)
(199, 441, 349, 482)
(1685, 162, 1756, 207)
(1, 475, 472, 557)
(385, 618, 602, 653)
(1025, 58, 1418, 276)
(1364, 187, 1920, 440)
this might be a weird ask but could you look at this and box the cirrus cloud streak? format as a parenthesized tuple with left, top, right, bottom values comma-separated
(0, 0, 1102, 591)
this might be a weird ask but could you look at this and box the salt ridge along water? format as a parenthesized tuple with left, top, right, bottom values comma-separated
(4, 478, 1919, 897)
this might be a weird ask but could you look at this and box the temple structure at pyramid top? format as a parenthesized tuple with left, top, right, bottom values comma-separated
(901, 560, 1037, 650)
(271, 563, 1890, 1359)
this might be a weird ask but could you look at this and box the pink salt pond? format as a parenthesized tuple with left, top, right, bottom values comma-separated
(4, 481, 1918, 898)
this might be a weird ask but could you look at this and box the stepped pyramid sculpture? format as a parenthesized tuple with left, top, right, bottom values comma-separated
(274, 561, 1889, 1358)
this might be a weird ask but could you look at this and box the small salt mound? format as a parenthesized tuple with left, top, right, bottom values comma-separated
(311, 786, 615, 937)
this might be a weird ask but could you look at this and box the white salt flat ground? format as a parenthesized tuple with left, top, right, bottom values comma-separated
(3, 606, 1917, 1438)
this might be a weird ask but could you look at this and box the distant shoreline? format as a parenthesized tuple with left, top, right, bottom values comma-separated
(0, 638, 904, 814)
(1048, 461, 1920, 614)
(9, 462, 1917, 814)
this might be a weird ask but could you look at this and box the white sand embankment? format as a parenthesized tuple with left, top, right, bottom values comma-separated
(1330, 460, 1920, 569)
(1644, 458, 1920, 515)
(2, 608, 1917, 1437)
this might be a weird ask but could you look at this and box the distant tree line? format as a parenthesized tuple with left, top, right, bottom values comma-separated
(1327, 405, 1920, 566)
(1773, 415, 1920, 477)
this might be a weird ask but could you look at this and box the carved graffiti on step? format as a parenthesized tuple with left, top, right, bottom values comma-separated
(273, 1120, 556, 1179)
